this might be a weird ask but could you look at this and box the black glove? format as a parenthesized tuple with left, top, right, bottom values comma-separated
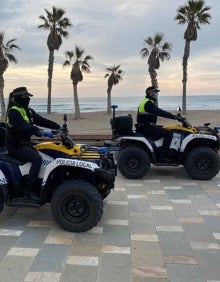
(175, 115, 185, 122)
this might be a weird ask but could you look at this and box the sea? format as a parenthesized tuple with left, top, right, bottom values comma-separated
(3, 95, 220, 114)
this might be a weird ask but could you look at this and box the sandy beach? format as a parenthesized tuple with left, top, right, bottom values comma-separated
(41, 109, 220, 135)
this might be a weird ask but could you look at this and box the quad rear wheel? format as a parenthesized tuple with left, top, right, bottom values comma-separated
(118, 146, 151, 179)
(51, 179, 103, 232)
(184, 147, 220, 180)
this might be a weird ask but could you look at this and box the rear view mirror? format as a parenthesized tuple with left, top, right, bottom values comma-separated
(177, 107, 182, 114)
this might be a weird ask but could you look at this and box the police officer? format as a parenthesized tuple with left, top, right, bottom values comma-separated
(136, 86, 182, 161)
(6, 87, 60, 201)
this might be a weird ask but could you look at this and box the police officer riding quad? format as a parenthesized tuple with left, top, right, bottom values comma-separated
(0, 115, 117, 232)
(110, 105, 220, 180)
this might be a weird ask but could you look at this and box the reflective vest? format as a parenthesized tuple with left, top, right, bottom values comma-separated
(7, 106, 30, 127)
(138, 97, 154, 115)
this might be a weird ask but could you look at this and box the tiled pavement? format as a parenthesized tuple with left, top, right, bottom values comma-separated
(1, 166, 220, 282)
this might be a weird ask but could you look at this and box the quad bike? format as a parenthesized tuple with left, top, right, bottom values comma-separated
(110, 105, 220, 180)
(0, 115, 117, 232)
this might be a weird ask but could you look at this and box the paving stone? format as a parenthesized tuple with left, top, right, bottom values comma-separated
(166, 264, 206, 282)
(102, 204, 128, 220)
(101, 245, 130, 254)
(44, 226, 75, 245)
(14, 227, 50, 248)
(105, 190, 127, 201)
(133, 266, 168, 279)
(151, 210, 179, 226)
(181, 185, 204, 195)
(189, 194, 218, 211)
(131, 234, 158, 242)
(127, 186, 145, 195)
(133, 276, 169, 282)
(201, 215, 220, 232)
(205, 191, 220, 203)
(172, 203, 199, 217)
(164, 190, 187, 199)
(24, 271, 62, 282)
(182, 222, 217, 242)
(131, 241, 164, 268)
(129, 214, 156, 234)
(30, 244, 70, 272)
(97, 253, 131, 282)
(158, 232, 193, 256)
(194, 250, 220, 280)
(66, 255, 99, 266)
(0, 236, 18, 261)
(102, 225, 130, 247)
(127, 198, 151, 214)
(69, 236, 101, 257)
(178, 216, 204, 223)
(190, 242, 220, 250)
(163, 255, 198, 264)
(147, 194, 170, 206)
(60, 265, 97, 282)
(0, 255, 34, 282)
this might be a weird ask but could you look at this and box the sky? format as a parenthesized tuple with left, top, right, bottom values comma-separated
(0, 0, 220, 99)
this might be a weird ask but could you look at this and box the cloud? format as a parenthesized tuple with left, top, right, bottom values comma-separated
(1, 0, 220, 98)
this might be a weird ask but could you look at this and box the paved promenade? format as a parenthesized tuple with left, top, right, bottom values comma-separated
(1, 166, 220, 282)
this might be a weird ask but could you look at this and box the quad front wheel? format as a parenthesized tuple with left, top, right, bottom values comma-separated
(118, 146, 151, 179)
(184, 147, 220, 180)
(51, 180, 103, 232)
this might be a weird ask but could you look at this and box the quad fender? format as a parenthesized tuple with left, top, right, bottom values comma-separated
(180, 134, 218, 152)
(117, 136, 154, 152)
(41, 157, 100, 186)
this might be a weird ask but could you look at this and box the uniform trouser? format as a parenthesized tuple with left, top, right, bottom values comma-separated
(138, 125, 173, 153)
(12, 145, 42, 190)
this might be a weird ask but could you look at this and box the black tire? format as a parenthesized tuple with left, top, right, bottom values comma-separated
(118, 146, 151, 179)
(51, 180, 103, 232)
(185, 147, 220, 180)
(0, 191, 4, 213)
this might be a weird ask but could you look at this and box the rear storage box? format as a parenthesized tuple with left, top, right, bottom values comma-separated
(111, 115, 133, 135)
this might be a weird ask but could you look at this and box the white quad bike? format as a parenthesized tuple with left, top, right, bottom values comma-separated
(110, 105, 220, 180)
(0, 115, 117, 232)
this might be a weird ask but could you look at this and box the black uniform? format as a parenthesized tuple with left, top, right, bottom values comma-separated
(7, 97, 60, 200)
(136, 96, 176, 159)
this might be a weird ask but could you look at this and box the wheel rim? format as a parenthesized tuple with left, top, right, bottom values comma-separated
(127, 156, 141, 171)
(61, 195, 90, 223)
(196, 158, 212, 173)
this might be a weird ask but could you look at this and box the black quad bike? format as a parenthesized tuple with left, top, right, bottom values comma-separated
(0, 115, 117, 232)
(110, 105, 220, 180)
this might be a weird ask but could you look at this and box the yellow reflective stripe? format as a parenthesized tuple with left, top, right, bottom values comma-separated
(138, 97, 154, 114)
(6, 106, 30, 125)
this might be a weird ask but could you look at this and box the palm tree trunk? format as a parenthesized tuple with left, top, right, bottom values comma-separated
(182, 40, 190, 115)
(73, 84, 80, 119)
(148, 67, 158, 88)
(107, 87, 112, 114)
(148, 67, 158, 106)
(0, 72, 5, 119)
(47, 49, 54, 114)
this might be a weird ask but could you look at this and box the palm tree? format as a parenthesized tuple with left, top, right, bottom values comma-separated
(38, 6, 72, 114)
(0, 32, 20, 118)
(63, 45, 93, 119)
(104, 64, 124, 114)
(175, 0, 211, 114)
(140, 33, 172, 88)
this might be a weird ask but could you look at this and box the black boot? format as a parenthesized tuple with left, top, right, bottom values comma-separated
(28, 191, 40, 202)
(26, 180, 40, 202)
